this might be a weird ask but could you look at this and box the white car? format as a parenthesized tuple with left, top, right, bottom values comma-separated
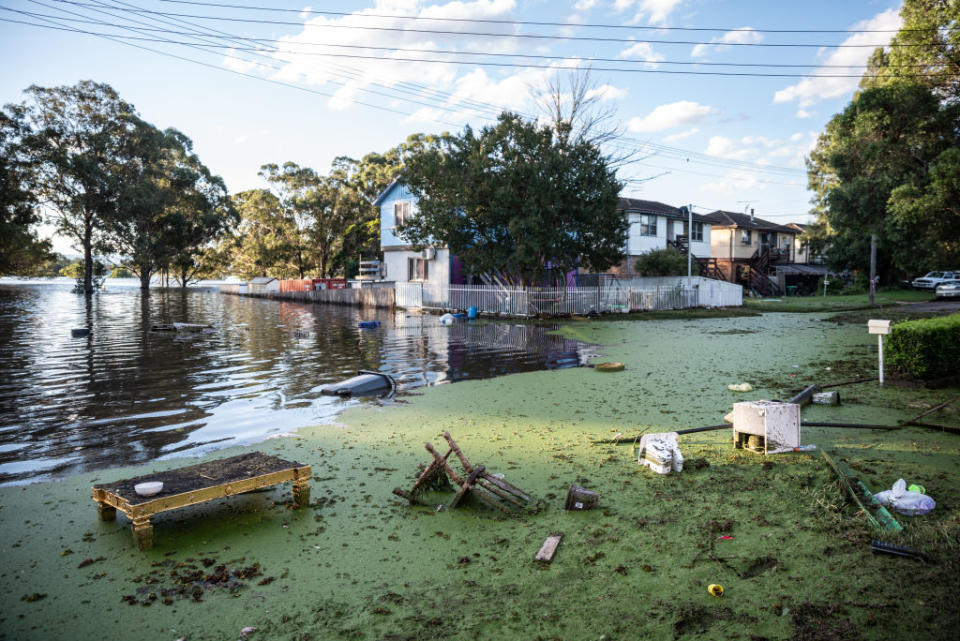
(934, 280, 960, 299)
(912, 271, 959, 289)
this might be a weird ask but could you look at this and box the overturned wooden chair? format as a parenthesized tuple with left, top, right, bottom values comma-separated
(393, 432, 536, 513)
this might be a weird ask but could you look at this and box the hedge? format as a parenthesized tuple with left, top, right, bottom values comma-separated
(886, 313, 960, 380)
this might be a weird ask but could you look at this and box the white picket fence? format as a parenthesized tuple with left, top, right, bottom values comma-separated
(395, 277, 741, 317)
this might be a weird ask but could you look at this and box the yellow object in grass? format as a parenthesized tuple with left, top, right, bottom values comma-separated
(594, 362, 625, 372)
(708, 584, 724, 598)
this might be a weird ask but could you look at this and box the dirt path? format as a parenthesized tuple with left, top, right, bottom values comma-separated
(893, 299, 960, 313)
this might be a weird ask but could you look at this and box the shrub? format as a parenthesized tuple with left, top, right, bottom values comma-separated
(634, 249, 687, 276)
(886, 313, 960, 379)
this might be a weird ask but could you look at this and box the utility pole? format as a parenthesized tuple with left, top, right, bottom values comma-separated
(869, 232, 877, 306)
(687, 203, 693, 287)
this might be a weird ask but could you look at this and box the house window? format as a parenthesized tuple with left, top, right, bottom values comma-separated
(394, 201, 411, 226)
(640, 214, 657, 236)
(691, 222, 704, 242)
(408, 257, 429, 281)
(740, 229, 752, 246)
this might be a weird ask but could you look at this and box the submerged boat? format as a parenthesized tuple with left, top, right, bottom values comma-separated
(151, 322, 214, 332)
(320, 370, 396, 397)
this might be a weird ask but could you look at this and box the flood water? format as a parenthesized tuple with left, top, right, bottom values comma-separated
(0, 281, 592, 485)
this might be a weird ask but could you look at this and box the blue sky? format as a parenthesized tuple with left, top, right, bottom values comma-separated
(1, 0, 902, 253)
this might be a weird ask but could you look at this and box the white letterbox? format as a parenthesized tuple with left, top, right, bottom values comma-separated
(868, 319, 892, 335)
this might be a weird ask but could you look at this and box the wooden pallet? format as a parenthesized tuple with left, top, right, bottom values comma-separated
(393, 432, 535, 513)
(92, 452, 311, 550)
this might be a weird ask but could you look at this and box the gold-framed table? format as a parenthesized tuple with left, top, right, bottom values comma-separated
(91, 452, 311, 550)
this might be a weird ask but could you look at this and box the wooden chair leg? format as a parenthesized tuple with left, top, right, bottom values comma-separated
(443, 432, 475, 473)
(450, 465, 485, 509)
(132, 516, 153, 551)
(425, 442, 465, 485)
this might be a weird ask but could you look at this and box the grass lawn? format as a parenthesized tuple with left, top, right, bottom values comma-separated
(1, 312, 958, 640)
(744, 288, 934, 313)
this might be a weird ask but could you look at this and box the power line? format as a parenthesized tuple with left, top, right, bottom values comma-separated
(154, 0, 936, 35)
(9, 7, 943, 79)
(1, 4, 813, 182)
(7, 10, 909, 69)
(14, 1, 502, 124)
(0, 8, 812, 178)
(50, 1, 938, 49)
(0, 11, 453, 123)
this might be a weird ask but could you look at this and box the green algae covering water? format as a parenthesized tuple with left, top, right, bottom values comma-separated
(1, 312, 958, 641)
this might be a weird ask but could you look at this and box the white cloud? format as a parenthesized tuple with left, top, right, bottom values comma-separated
(627, 101, 717, 132)
(405, 65, 557, 123)
(691, 27, 763, 59)
(701, 170, 761, 196)
(704, 133, 817, 169)
(246, 0, 521, 117)
(663, 127, 698, 142)
(585, 84, 628, 101)
(574, 0, 598, 10)
(614, 0, 683, 26)
(705, 136, 755, 161)
(774, 8, 901, 108)
(796, 109, 815, 119)
(222, 50, 272, 74)
(619, 41, 665, 68)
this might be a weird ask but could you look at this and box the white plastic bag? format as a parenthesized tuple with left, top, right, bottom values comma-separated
(874, 479, 935, 516)
(637, 432, 683, 474)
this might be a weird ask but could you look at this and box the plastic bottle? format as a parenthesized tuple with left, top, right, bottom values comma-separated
(792, 444, 817, 452)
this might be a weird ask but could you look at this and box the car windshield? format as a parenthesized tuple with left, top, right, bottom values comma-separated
(923, 272, 944, 278)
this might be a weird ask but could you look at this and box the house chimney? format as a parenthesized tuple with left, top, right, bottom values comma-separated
(750, 208, 755, 223)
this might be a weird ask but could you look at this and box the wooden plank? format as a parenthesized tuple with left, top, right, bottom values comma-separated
(903, 395, 960, 425)
(478, 473, 532, 502)
(534, 534, 563, 563)
(476, 478, 526, 508)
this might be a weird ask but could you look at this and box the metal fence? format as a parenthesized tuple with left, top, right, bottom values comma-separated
(222, 277, 741, 317)
(394, 280, 740, 317)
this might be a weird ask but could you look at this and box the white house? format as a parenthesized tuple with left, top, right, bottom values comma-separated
(376, 184, 714, 284)
(612, 198, 712, 278)
(376, 180, 465, 286)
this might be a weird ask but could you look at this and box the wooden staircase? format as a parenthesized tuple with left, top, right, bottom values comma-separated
(667, 236, 729, 282)
(746, 248, 781, 296)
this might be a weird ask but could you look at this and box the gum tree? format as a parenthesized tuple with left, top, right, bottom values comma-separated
(15, 81, 138, 294)
(103, 122, 233, 289)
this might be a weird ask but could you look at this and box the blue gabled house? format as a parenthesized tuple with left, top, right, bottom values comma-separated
(375, 179, 467, 286)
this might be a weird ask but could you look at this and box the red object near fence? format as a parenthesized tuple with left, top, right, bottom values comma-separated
(279, 279, 314, 292)
(315, 278, 347, 290)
